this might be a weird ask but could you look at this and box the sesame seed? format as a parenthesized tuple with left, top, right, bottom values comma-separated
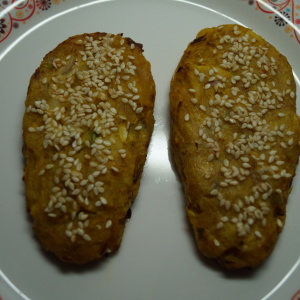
(280, 142, 287, 149)
(199, 105, 206, 112)
(135, 125, 142, 131)
(229, 180, 238, 186)
(214, 239, 220, 247)
(184, 113, 190, 121)
(221, 216, 228, 222)
(48, 213, 57, 218)
(216, 222, 224, 229)
(277, 218, 283, 227)
(242, 163, 251, 169)
(105, 220, 112, 228)
(83, 234, 91, 241)
(24, 34, 150, 242)
(208, 154, 214, 161)
(210, 189, 218, 196)
(65, 230, 72, 237)
(135, 107, 143, 114)
(255, 230, 262, 238)
(101, 197, 107, 205)
(38, 169, 45, 176)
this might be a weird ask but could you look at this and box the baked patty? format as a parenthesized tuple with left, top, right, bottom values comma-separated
(23, 32, 155, 264)
(170, 24, 300, 269)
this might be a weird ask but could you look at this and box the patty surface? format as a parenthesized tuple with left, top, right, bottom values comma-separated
(170, 24, 300, 269)
(23, 32, 155, 264)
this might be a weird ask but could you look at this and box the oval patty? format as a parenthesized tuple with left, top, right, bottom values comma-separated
(170, 24, 300, 269)
(23, 32, 155, 264)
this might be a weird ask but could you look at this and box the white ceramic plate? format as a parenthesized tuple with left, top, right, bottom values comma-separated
(1, 0, 300, 299)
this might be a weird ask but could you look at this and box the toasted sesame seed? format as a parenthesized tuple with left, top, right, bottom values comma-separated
(216, 222, 224, 229)
(135, 107, 143, 114)
(280, 142, 287, 149)
(105, 220, 112, 228)
(210, 189, 218, 196)
(208, 154, 214, 161)
(83, 234, 91, 241)
(242, 163, 251, 169)
(199, 105, 206, 112)
(100, 197, 107, 205)
(38, 169, 45, 176)
(277, 218, 283, 227)
(230, 180, 239, 186)
(135, 125, 142, 131)
(48, 213, 57, 218)
(65, 230, 72, 237)
(255, 230, 262, 238)
(95, 201, 102, 207)
(221, 216, 228, 222)
(214, 239, 220, 247)
(24, 34, 150, 240)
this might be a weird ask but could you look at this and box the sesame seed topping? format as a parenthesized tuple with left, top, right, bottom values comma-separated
(180, 25, 299, 244)
(24, 33, 149, 244)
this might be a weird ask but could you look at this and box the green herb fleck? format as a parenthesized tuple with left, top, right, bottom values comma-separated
(90, 131, 98, 143)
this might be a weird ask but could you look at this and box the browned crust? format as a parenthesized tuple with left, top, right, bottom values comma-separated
(170, 24, 300, 269)
(23, 32, 155, 264)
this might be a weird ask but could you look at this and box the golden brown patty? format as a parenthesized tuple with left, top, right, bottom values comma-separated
(23, 32, 155, 264)
(170, 24, 300, 269)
